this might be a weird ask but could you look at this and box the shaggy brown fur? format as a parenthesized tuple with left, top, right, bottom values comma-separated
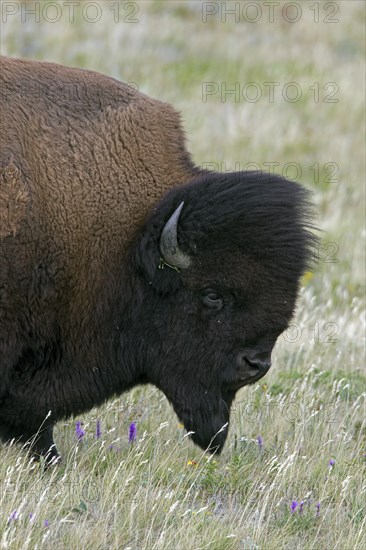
(0, 157, 29, 238)
(1, 55, 199, 305)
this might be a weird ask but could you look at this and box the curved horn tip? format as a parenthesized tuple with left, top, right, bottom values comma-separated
(159, 200, 191, 270)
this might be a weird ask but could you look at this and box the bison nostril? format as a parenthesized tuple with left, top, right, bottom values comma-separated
(236, 353, 272, 378)
(246, 358, 271, 377)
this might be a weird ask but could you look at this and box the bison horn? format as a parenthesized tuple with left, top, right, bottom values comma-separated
(159, 201, 191, 270)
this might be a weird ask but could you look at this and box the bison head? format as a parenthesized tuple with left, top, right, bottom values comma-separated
(130, 171, 316, 453)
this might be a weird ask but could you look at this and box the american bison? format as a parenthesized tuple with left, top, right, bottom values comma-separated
(0, 57, 316, 462)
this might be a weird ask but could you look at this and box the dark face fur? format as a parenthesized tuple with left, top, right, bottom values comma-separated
(131, 171, 316, 453)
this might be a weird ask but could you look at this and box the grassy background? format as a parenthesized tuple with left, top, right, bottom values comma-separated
(1, 1, 365, 548)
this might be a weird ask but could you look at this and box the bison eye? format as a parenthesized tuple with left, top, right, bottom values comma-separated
(201, 289, 224, 310)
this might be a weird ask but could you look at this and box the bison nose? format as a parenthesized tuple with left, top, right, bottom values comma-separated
(246, 357, 271, 377)
(236, 352, 272, 378)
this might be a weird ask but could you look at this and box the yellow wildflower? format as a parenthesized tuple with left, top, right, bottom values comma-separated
(302, 271, 314, 285)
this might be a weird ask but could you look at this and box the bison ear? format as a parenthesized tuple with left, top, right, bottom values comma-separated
(135, 224, 183, 296)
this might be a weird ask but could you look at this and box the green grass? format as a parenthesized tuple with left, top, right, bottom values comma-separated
(1, 1, 365, 548)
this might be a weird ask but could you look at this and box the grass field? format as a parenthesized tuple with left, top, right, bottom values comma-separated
(1, 1, 365, 548)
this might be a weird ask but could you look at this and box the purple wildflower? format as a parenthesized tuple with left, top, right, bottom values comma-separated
(75, 421, 85, 441)
(29, 513, 34, 521)
(128, 422, 137, 443)
(328, 458, 335, 467)
(257, 435, 263, 450)
(315, 502, 320, 517)
(291, 500, 298, 513)
(9, 510, 18, 522)
(95, 419, 102, 439)
(299, 501, 305, 514)
(44, 519, 49, 528)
